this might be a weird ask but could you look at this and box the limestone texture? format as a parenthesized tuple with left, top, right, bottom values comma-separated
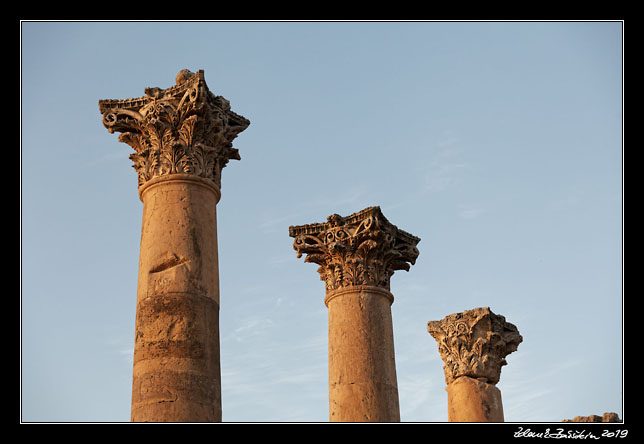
(326, 286, 400, 422)
(290, 207, 420, 422)
(99, 69, 248, 422)
(427, 306, 522, 385)
(446, 376, 504, 422)
(99, 69, 249, 189)
(131, 175, 222, 422)
(428, 307, 522, 422)
(289, 206, 420, 292)
(562, 412, 622, 422)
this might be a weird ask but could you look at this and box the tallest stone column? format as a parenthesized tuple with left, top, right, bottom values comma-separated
(99, 69, 249, 422)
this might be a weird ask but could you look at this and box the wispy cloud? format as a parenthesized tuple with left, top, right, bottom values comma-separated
(420, 130, 471, 193)
(82, 144, 132, 168)
(361, 130, 472, 215)
(398, 372, 446, 422)
(546, 183, 586, 213)
(259, 212, 301, 234)
(221, 326, 328, 421)
(423, 160, 470, 193)
(268, 253, 294, 268)
(303, 185, 370, 216)
(118, 347, 134, 362)
(500, 353, 584, 422)
(104, 332, 134, 364)
(457, 203, 486, 220)
(228, 316, 276, 344)
(436, 129, 461, 150)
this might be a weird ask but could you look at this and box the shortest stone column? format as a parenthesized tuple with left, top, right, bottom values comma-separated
(427, 307, 522, 422)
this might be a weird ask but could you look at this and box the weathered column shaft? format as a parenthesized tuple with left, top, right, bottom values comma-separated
(290, 207, 420, 422)
(99, 69, 249, 422)
(428, 307, 522, 422)
(446, 376, 504, 422)
(326, 286, 399, 421)
(132, 175, 221, 421)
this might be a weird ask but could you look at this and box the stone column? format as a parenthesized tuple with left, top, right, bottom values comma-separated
(427, 307, 522, 422)
(289, 207, 420, 422)
(99, 69, 249, 422)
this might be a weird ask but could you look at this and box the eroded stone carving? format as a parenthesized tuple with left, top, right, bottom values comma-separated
(562, 412, 621, 423)
(428, 307, 522, 385)
(98, 69, 250, 188)
(288, 206, 420, 292)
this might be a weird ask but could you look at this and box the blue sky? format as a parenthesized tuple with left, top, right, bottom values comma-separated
(20, 21, 622, 422)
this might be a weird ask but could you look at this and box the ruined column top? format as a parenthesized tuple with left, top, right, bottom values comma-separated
(562, 412, 622, 423)
(99, 69, 250, 190)
(289, 206, 420, 293)
(428, 307, 522, 385)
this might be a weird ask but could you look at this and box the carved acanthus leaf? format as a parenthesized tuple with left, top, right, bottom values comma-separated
(289, 207, 420, 292)
(427, 307, 523, 385)
(99, 69, 250, 188)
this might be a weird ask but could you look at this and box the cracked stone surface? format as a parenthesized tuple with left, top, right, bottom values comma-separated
(131, 176, 222, 422)
(99, 69, 248, 422)
(290, 207, 420, 422)
(562, 412, 622, 422)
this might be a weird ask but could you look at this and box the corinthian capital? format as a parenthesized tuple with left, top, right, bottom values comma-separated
(98, 69, 250, 188)
(427, 307, 522, 385)
(288, 206, 420, 292)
